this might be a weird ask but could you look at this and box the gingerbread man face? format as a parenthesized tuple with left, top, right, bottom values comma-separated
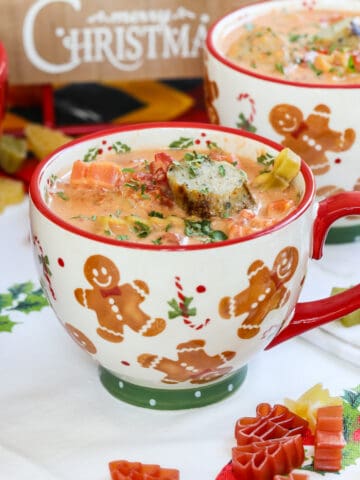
(83, 255, 120, 289)
(219, 246, 298, 340)
(138, 339, 235, 385)
(269, 103, 356, 176)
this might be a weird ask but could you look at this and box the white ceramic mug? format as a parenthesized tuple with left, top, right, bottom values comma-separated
(205, 0, 360, 243)
(29, 123, 360, 409)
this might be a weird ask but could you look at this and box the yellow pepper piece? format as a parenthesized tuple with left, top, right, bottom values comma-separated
(284, 383, 342, 433)
(331, 287, 360, 327)
(253, 147, 301, 191)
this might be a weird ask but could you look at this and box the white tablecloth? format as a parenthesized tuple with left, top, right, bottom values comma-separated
(1, 198, 359, 480)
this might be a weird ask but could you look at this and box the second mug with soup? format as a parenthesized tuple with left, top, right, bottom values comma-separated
(205, 0, 360, 243)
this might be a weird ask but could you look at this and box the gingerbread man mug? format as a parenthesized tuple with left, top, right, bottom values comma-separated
(205, 0, 360, 243)
(29, 123, 360, 410)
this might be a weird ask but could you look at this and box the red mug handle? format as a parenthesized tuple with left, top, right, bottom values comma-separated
(267, 191, 360, 349)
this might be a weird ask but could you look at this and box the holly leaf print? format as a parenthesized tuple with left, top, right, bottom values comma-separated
(12, 291, 49, 314)
(8, 281, 34, 299)
(341, 386, 360, 468)
(0, 293, 13, 310)
(0, 314, 18, 333)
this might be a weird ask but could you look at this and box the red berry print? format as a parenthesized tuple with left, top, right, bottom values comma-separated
(196, 285, 206, 293)
(195, 139, 201, 145)
(121, 360, 130, 366)
(58, 257, 65, 267)
(334, 158, 342, 164)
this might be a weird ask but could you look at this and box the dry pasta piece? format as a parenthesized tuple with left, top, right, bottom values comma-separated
(273, 473, 309, 480)
(0, 134, 27, 174)
(235, 403, 308, 445)
(314, 405, 346, 472)
(284, 383, 342, 433)
(0, 177, 25, 213)
(109, 460, 179, 480)
(25, 123, 72, 160)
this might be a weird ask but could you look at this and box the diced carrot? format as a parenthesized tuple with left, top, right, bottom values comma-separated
(70, 160, 88, 184)
(70, 160, 122, 188)
(267, 199, 294, 217)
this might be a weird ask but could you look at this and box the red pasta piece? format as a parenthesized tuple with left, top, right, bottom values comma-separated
(314, 405, 345, 472)
(232, 435, 305, 479)
(235, 403, 308, 445)
(109, 460, 179, 480)
(273, 473, 309, 480)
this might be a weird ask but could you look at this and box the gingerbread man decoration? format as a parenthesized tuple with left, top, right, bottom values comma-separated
(204, 68, 220, 125)
(269, 103, 355, 176)
(74, 254, 166, 343)
(138, 339, 235, 385)
(219, 247, 299, 340)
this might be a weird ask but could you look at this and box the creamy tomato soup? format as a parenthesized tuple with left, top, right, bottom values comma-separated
(225, 9, 360, 84)
(48, 147, 301, 246)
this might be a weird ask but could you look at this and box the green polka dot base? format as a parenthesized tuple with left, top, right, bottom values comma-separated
(326, 225, 360, 244)
(99, 366, 248, 410)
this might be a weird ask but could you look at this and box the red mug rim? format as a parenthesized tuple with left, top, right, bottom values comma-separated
(206, 0, 360, 90)
(0, 43, 7, 81)
(29, 121, 315, 252)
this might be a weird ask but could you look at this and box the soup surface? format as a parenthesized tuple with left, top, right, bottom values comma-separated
(48, 146, 301, 246)
(225, 9, 360, 84)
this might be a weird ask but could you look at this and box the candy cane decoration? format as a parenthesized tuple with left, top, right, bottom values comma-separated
(237, 92, 256, 124)
(33, 235, 56, 300)
(174, 276, 210, 330)
(302, 0, 317, 9)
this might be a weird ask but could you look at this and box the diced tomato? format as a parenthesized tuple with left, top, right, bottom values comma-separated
(70, 160, 122, 188)
(161, 232, 181, 246)
(150, 152, 174, 175)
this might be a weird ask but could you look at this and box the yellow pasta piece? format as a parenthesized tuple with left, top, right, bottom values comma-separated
(0, 135, 28, 174)
(253, 148, 301, 191)
(25, 123, 72, 160)
(0, 177, 25, 213)
(284, 383, 342, 433)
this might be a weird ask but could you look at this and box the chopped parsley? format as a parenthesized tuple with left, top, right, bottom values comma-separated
(122, 167, 135, 173)
(218, 165, 226, 177)
(183, 151, 210, 178)
(56, 191, 69, 201)
(116, 234, 129, 241)
(184, 219, 227, 242)
(257, 152, 275, 170)
(308, 61, 323, 76)
(70, 214, 97, 221)
(152, 237, 163, 245)
(133, 221, 151, 238)
(148, 211, 164, 218)
(275, 63, 284, 74)
(288, 33, 301, 42)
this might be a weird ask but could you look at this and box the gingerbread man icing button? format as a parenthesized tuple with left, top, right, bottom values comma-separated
(74, 255, 166, 343)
